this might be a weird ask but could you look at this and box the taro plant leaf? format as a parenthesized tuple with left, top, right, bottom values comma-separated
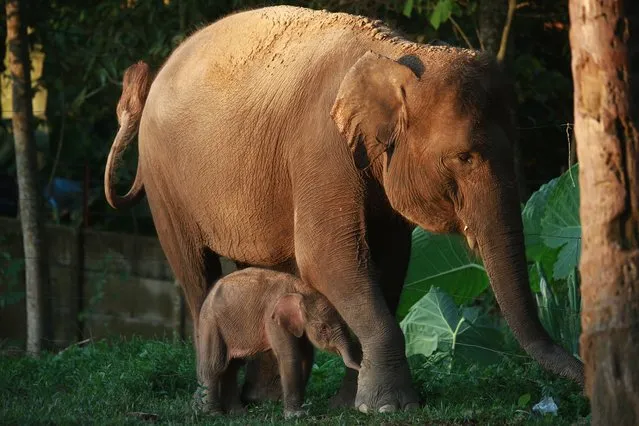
(534, 262, 561, 345)
(401, 287, 463, 359)
(522, 175, 559, 261)
(541, 164, 580, 279)
(400, 287, 505, 366)
(562, 268, 581, 356)
(398, 228, 489, 319)
(527, 245, 560, 293)
(533, 263, 581, 356)
(456, 305, 505, 365)
(430, 0, 453, 30)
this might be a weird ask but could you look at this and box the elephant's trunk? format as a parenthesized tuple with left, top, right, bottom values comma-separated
(335, 333, 362, 372)
(468, 186, 584, 385)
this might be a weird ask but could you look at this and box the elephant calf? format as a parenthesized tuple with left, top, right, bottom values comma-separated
(195, 267, 360, 418)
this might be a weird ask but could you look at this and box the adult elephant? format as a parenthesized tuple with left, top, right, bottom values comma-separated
(104, 5, 583, 413)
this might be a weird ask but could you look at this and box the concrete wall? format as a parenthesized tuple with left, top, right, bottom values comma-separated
(0, 217, 236, 348)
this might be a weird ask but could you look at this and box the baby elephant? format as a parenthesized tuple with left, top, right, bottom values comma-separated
(195, 267, 360, 418)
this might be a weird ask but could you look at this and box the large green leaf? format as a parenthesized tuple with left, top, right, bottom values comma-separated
(400, 287, 504, 365)
(522, 176, 560, 261)
(541, 164, 580, 279)
(398, 228, 489, 318)
(527, 245, 560, 293)
(532, 264, 581, 356)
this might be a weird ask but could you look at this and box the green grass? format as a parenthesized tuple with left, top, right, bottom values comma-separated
(0, 338, 589, 425)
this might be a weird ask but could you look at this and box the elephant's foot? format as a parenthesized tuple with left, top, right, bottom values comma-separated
(354, 359, 420, 413)
(241, 353, 283, 404)
(191, 387, 205, 412)
(329, 369, 358, 408)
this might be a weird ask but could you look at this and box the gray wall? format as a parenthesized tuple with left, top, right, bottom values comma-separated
(0, 217, 236, 348)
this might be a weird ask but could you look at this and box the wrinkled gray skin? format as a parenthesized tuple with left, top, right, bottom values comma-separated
(104, 5, 584, 413)
(195, 267, 359, 418)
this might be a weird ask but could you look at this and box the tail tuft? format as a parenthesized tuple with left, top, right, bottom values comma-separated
(116, 61, 154, 126)
(104, 61, 153, 210)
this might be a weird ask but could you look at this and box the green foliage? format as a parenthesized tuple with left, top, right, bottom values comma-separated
(0, 338, 589, 424)
(522, 164, 581, 355)
(402, 165, 582, 360)
(522, 175, 558, 261)
(401, 287, 505, 367)
(534, 267, 581, 357)
(403, 0, 415, 17)
(401, 0, 468, 32)
(399, 229, 489, 318)
(429, 0, 453, 30)
(518, 392, 532, 408)
(540, 165, 580, 280)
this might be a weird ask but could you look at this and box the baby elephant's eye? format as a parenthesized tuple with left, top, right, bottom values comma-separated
(457, 152, 472, 163)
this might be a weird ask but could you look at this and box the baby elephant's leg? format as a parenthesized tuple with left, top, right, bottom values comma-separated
(221, 359, 245, 414)
(267, 323, 306, 419)
(299, 337, 315, 388)
(195, 330, 227, 414)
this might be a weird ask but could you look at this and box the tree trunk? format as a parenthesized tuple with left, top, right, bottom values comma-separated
(7, 0, 50, 355)
(477, 0, 506, 54)
(569, 1, 639, 424)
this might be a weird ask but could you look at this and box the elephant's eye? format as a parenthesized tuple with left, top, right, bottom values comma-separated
(457, 152, 472, 163)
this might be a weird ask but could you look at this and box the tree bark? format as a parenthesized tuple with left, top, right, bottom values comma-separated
(478, 0, 506, 54)
(7, 0, 50, 355)
(569, 1, 639, 424)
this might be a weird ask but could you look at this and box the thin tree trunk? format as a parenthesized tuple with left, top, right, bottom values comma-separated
(7, 0, 49, 355)
(570, 1, 639, 423)
(478, 0, 505, 54)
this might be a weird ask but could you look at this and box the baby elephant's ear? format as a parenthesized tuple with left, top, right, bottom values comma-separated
(271, 293, 306, 338)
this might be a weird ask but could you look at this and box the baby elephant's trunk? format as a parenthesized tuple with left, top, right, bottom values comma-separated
(335, 334, 361, 371)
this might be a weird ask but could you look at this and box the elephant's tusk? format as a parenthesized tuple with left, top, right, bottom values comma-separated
(463, 225, 469, 232)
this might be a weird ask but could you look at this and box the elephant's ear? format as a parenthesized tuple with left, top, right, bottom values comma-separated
(271, 293, 306, 338)
(330, 51, 419, 169)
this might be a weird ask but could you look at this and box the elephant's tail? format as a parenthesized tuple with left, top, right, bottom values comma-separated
(104, 61, 153, 209)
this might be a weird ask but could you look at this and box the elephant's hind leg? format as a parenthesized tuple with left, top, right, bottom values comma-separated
(149, 205, 225, 411)
(221, 359, 246, 413)
(149, 195, 222, 328)
(241, 334, 283, 405)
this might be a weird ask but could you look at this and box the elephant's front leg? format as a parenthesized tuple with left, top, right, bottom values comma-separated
(238, 261, 297, 405)
(294, 203, 419, 413)
(329, 216, 413, 408)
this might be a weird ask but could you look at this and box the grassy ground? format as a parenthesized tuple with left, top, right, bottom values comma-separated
(0, 338, 589, 425)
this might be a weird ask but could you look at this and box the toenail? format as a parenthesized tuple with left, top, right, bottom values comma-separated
(358, 404, 369, 413)
(404, 402, 420, 411)
(378, 404, 397, 413)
